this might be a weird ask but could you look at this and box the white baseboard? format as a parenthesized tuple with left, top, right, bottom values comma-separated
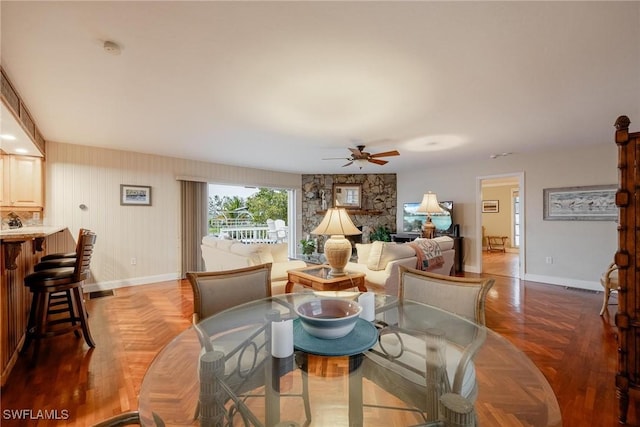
(82, 271, 601, 294)
(83, 273, 180, 293)
(462, 264, 481, 274)
(522, 273, 601, 292)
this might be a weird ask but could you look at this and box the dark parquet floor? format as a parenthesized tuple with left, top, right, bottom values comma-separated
(0, 252, 636, 426)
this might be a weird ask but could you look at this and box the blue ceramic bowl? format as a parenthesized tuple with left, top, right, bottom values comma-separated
(295, 298, 362, 339)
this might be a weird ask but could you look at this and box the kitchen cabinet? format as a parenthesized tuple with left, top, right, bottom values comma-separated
(0, 154, 43, 208)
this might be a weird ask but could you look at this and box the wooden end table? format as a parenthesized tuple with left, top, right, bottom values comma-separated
(285, 265, 367, 294)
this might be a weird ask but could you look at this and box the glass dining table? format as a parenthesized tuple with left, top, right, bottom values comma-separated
(138, 292, 561, 427)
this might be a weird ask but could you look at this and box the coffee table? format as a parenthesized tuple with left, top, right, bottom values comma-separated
(285, 265, 367, 293)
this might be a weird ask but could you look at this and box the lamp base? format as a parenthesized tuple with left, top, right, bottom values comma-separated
(323, 235, 352, 276)
(422, 218, 436, 239)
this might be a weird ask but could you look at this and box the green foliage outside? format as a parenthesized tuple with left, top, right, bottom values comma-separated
(208, 188, 288, 233)
(246, 188, 288, 224)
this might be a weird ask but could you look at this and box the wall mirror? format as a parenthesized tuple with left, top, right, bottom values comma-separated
(333, 184, 362, 209)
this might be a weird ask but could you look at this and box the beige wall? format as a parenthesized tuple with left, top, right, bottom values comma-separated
(44, 141, 301, 291)
(398, 143, 617, 291)
(46, 140, 616, 292)
(481, 185, 517, 248)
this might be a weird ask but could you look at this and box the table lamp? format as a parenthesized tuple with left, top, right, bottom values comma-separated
(311, 208, 362, 276)
(416, 192, 444, 239)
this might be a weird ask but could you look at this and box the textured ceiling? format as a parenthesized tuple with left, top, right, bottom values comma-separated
(1, 1, 639, 174)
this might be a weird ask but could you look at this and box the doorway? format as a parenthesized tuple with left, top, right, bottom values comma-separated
(476, 173, 524, 278)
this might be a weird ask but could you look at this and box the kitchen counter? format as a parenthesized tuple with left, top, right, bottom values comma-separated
(1, 226, 70, 386)
(1, 226, 67, 270)
(0, 225, 66, 240)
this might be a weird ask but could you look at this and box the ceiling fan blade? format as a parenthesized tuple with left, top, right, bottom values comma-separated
(322, 157, 350, 160)
(342, 161, 354, 167)
(349, 147, 364, 157)
(370, 150, 400, 158)
(368, 158, 388, 165)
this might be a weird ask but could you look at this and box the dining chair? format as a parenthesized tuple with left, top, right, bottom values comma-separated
(187, 263, 273, 323)
(363, 266, 494, 423)
(91, 411, 141, 427)
(600, 261, 619, 315)
(91, 411, 165, 427)
(186, 264, 311, 425)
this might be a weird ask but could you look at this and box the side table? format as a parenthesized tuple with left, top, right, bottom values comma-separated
(285, 265, 367, 293)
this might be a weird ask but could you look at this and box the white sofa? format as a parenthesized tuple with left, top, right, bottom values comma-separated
(200, 236, 307, 295)
(345, 236, 455, 296)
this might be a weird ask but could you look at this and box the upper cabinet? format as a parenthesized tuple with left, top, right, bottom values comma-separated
(1, 67, 45, 157)
(0, 154, 43, 208)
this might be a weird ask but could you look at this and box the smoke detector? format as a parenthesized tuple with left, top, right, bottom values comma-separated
(103, 40, 121, 55)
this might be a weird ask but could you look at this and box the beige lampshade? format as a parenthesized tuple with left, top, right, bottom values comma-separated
(311, 208, 361, 276)
(416, 192, 444, 215)
(311, 208, 362, 236)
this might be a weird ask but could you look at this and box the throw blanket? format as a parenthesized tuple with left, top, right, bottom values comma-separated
(408, 239, 444, 271)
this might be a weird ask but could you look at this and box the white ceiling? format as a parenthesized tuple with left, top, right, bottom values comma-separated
(1, 1, 639, 174)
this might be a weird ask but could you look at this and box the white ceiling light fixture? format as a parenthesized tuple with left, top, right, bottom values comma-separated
(354, 159, 368, 169)
(103, 40, 121, 55)
(0, 134, 17, 140)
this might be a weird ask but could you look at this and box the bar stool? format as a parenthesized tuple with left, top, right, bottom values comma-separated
(22, 231, 97, 361)
(37, 228, 88, 263)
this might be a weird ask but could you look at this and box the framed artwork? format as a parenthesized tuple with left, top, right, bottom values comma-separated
(482, 200, 499, 213)
(120, 184, 152, 206)
(333, 184, 362, 209)
(543, 184, 617, 221)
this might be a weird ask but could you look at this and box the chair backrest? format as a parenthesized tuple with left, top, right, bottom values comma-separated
(186, 263, 272, 323)
(266, 219, 276, 231)
(398, 266, 494, 325)
(602, 262, 619, 286)
(74, 230, 97, 282)
(274, 219, 286, 229)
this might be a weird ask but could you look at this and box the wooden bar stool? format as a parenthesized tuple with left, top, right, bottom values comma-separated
(36, 228, 88, 263)
(22, 231, 97, 361)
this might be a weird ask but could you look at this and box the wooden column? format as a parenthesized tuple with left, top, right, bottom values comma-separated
(613, 115, 640, 423)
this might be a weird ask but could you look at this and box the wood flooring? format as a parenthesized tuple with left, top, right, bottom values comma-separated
(0, 253, 636, 426)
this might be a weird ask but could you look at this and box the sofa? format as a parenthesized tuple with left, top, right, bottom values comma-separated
(200, 236, 307, 295)
(345, 236, 455, 296)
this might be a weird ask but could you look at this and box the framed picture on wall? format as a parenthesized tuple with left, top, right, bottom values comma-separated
(482, 200, 499, 213)
(120, 184, 152, 206)
(543, 184, 617, 221)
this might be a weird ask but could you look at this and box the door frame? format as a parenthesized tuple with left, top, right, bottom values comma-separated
(475, 172, 525, 278)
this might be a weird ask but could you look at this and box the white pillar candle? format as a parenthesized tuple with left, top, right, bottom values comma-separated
(271, 318, 294, 358)
(358, 292, 376, 322)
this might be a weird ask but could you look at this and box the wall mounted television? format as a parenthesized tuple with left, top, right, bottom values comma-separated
(403, 201, 454, 234)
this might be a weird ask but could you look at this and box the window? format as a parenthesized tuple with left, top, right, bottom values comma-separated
(512, 189, 520, 248)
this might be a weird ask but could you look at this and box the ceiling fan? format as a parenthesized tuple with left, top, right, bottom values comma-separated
(323, 145, 400, 169)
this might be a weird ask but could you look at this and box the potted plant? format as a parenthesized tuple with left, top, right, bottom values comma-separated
(370, 226, 391, 242)
(300, 238, 316, 256)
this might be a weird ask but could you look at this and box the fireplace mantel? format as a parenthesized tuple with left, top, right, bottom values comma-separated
(316, 210, 382, 215)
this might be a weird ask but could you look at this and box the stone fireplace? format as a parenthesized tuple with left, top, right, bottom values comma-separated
(301, 174, 397, 252)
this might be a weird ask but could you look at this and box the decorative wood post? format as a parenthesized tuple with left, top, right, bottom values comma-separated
(613, 115, 639, 424)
